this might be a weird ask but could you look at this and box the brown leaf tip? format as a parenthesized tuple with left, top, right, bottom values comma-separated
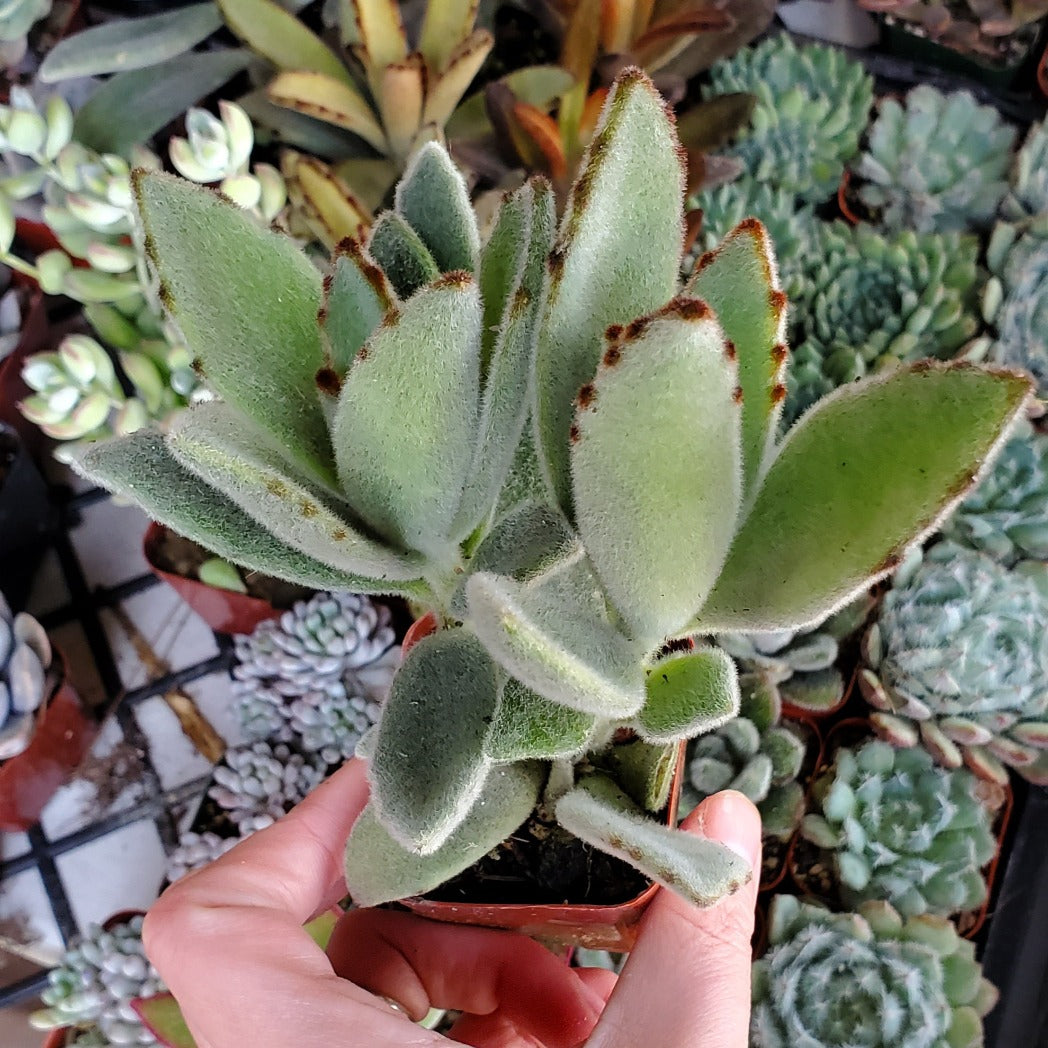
(576, 383, 597, 410)
(265, 478, 289, 498)
(694, 250, 717, 273)
(771, 383, 787, 404)
(322, 272, 335, 296)
(771, 343, 789, 366)
(665, 297, 710, 322)
(625, 316, 653, 341)
(315, 367, 342, 395)
(190, 357, 205, 377)
(732, 386, 744, 405)
(300, 499, 319, 518)
(548, 248, 566, 281)
(332, 528, 347, 542)
(511, 285, 532, 317)
(603, 343, 623, 367)
(381, 308, 400, 329)
(769, 290, 788, 315)
(433, 269, 473, 290)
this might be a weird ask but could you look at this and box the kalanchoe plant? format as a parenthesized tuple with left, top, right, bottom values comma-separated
(941, 420, 1048, 566)
(683, 678, 806, 841)
(786, 221, 982, 424)
(751, 896, 998, 1048)
(703, 35, 873, 203)
(29, 915, 165, 1046)
(861, 542, 1048, 786)
(802, 739, 1000, 918)
(852, 86, 1016, 234)
(1000, 118, 1048, 226)
(73, 69, 1030, 919)
(0, 593, 52, 761)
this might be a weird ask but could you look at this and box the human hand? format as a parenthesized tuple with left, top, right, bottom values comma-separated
(143, 759, 761, 1048)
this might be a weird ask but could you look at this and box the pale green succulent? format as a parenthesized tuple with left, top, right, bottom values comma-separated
(786, 221, 981, 423)
(704, 35, 873, 203)
(854, 86, 1016, 234)
(72, 70, 1030, 922)
(861, 542, 1048, 786)
(682, 182, 814, 301)
(942, 421, 1048, 566)
(0, 592, 51, 762)
(169, 102, 286, 223)
(802, 740, 998, 918)
(684, 679, 806, 841)
(751, 896, 998, 1048)
(29, 915, 164, 1046)
(0, 0, 51, 65)
(1000, 118, 1048, 226)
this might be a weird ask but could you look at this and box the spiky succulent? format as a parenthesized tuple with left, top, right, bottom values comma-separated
(29, 915, 164, 1046)
(786, 221, 981, 423)
(1000, 119, 1048, 226)
(682, 181, 814, 300)
(941, 421, 1048, 566)
(704, 35, 873, 202)
(861, 542, 1048, 785)
(853, 86, 1016, 234)
(802, 740, 999, 918)
(207, 741, 326, 826)
(684, 678, 806, 840)
(751, 896, 998, 1048)
(72, 70, 1029, 925)
(1, 592, 52, 762)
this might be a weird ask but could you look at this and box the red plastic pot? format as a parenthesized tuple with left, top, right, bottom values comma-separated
(41, 1030, 67, 1048)
(143, 522, 285, 635)
(838, 169, 861, 226)
(0, 657, 96, 831)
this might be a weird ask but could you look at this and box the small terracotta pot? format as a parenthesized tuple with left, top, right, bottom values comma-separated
(401, 610, 439, 654)
(0, 657, 96, 831)
(143, 522, 284, 635)
(41, 1030, 67, 1048)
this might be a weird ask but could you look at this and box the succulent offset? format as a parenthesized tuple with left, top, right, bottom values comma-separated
(751, 895, 998, 1048)
(942, 421, 1048, 566)
(785, 221, 982, 423)
(684, 678, 806, 840)
(861, 542, 1048, 785)
(29, 915, 164, 1046)
(704, 35, 873, 202)
(853, 86, 1016, 234)
(74, 69, 1030, 921)
(802, 740, 999, 918)
(0, 592, 52, 761)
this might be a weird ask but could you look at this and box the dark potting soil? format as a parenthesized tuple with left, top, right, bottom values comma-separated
(761, 836, 788, 889)
(153, 528, 313, 608)
(425, 813, 651, 907)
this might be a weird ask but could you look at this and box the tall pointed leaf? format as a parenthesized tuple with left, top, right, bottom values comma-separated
(267, 71, 386, 150)
(640, 647, 739, 743)
(367, 211, 441, 297)
(535, 69, 685, 513)
(477, 181, 530, 371)
(420, 30, 493, 129)
(345, 763, 543, 907)
(571, 300, 741, 645)
(698, 363, 1032, 632)
(369, 629, 498, 853)
(418, 0, 475, 70)
(687, 219, 788, 497)
(332, 273, 482, 555)
(134, 172, 333, 484)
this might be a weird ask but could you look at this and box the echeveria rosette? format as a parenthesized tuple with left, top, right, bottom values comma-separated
(853, 86, 1016, 234)
(941, 421, 1048, 567)
(860, 542, 1048, 786)
(802, 740, 999, 918)
(786, 221, 981, 424)
(68, 68, 1032, 922)
(704, 35, 873, 203)
(999, 118, 1048, 227)
(0, 592, 51, 761)
(751, 896, 998, 1048)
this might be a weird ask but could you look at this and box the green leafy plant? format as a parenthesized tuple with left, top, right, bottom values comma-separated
(861, 542, 1048, 786)
(802, 739, 1000, 918)
(786, 221, 982, 424)
(73, 69, 1029, 915)
(752, 895, 997, 1048)
(703, 35, 873, 203)
(0, 592, 52, 762)
(853, 86, 1016, 234)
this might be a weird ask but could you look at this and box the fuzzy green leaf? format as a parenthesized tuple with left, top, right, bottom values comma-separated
(571, 300, 741, 644)
(640, 647, 740, 743)
(167, 403, 422, 581)
(486, 677, 595, 762)
(40, 4, 222, 81)
(72, 432, 413, 594)
(468, 500, 578, 579)
(134, 171, 333, 485)
(394, 143, 480, 274)
(556, 778, 752, 907)
(345, 762, 543, 907)
(599, 741, 678, 812)
(477, 183, 530, 372)
(536, 70, 685, 513)
(369, 629, 498, 853)
(466, 559, 645, 718)
(321, 241, 396, 375)
(698, 363, 1032, 632)
(367, 212, 441, 298)
(332, 274, 481, 555)
(687, 220, 787, 496)
(452, 179, 556, 538)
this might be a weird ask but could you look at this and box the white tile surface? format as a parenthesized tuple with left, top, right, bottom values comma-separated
(55, 820, 166, 933)
(0, 833, 30, 862)
(186, 670, 243, 750)
(68, 499, 150, 589)
(0, 868, 65, 966)
(133, 696, 212, 791)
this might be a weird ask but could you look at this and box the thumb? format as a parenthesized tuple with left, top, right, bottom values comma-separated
(585, 791, 761, 1048)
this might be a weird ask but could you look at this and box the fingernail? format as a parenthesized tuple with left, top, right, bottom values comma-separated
(694, 790, 762, 873)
